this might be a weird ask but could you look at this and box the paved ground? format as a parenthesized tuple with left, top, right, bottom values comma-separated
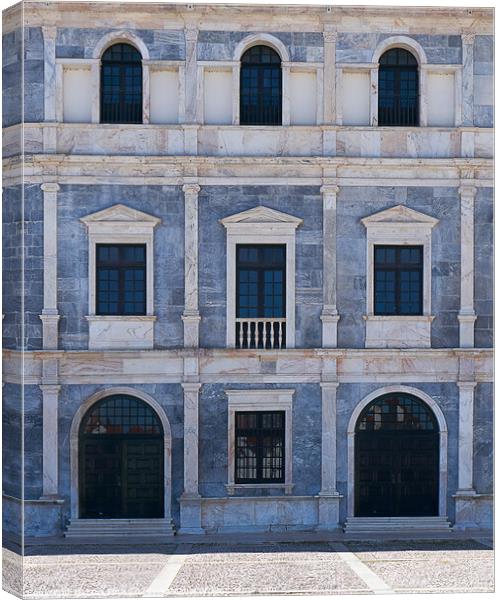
(2, 537, 494, 598)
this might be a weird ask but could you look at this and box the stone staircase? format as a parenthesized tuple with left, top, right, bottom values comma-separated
(343, 516, 452, 535)
(65, 518, 176, 539)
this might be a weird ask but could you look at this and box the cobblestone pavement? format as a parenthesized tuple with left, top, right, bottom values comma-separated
(2, 538, 494, 598)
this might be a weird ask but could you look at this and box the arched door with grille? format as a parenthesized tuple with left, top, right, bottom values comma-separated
(355, 393, 439, 517)
(79, 394, 164, 518)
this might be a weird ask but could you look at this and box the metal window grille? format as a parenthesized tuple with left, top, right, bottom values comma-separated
(101, 43, 143, 124)
(235, 411, 285, 483)
(81, 395, 163, 436)
(96, 244, 146, 315)
(378, 48, 419, 126)
(356, 393, 438, 432)
(374, 245, 423, 315)
(240, 45, 282, 125)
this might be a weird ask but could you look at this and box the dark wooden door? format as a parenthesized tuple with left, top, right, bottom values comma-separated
(355, 432, 439, 517)
(80, 437, 163, 518)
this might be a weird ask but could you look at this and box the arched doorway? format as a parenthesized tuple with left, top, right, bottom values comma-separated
(79, 394, 164, 518)
(355, 392, 439, 517)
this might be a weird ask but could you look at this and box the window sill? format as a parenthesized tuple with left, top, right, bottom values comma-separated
(364, 314, 434, 349)
(225, 483, 294, 496)
(86, 315, 156, 350)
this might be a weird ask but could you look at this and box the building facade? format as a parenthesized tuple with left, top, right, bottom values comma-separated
(2, 1, 493, 539)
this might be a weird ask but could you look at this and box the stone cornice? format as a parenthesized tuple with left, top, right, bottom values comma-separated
(7, 3, 493, 36)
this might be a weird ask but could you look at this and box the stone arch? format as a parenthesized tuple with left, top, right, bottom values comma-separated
(70, 387, 172, 520)
(233, 33, 290, 63)
(372, 35, 427, 66)
(346, 385, 448, 517)
(93, 30, 150, 60)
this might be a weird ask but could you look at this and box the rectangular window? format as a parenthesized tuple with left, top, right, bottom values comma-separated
(374, 245, 423, 315)
(96, 244, 146, 315)
(236, 244, 286, 349)
(235, 411, 285, 484)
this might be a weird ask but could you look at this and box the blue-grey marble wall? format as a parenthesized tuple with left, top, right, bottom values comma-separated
(57, 184, 184, 350)
(199, 383, 322, 498)
(57, 383, 184, 528)
(2, 384, 23, 499)
(2, 186, 23, 350)
(336, 186, 461, 348)
(336, 382, 459, 522)
(198, 185, 323, 348)
(474, 187, 493, 347)
(336, 33, 462, 64)
(2, 27, 22, 128)
(197, 31, 323, 62)
(473, 382, 493, 494)
(24, 385, 43, 499)
(55, 28, 185, 59)
(473, 35, 494, 127)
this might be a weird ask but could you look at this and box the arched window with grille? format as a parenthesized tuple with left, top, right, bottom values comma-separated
(101, 43, 143, 124)
(378, 48, 419, 126)
(240, 45, 282, 125)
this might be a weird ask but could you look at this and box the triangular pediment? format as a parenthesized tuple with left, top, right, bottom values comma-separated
(220, 206, 303, 227)
(81, 204, 161, 226)
(361, 205, 439, 228)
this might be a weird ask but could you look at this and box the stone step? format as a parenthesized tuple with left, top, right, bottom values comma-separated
(344, 517, 451, 533)
(65, 518, 176, 538)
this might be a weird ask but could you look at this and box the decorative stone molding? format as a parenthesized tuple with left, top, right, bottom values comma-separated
(69, 387, 173, 521)
(458, 185, 477, 347)
(361, 205, 439, 349)
(39, 183, 60, 350)
(221, 206, 302, 349)
(347, 385, 448, 518)
(372, 36, 428, 65)
(320, 185, 340, 347)
(232, 33, 291, 63)
(92, 30, 150, 60)
(182, 184, 201, 347)
(225, 389, 294, 494)
(80, 204, 161, 349)
(40, 384, 61, 499)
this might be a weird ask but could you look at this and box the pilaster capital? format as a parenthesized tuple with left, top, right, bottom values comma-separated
(184, 27, 198, 43)
(458, 185, 477, 199)
(42, 26, 57, 42)
(323, 31, 337, 44)
(41, 183, 60, 193)
(183, 183, 201, 196)
(320, 381, 339, 390)
(320, 184, 340, 196)
(182, 382, 202, 393)
(457, 381, 477, 391)
(462, 32, 475, 45)
(39, 384, 61, 394)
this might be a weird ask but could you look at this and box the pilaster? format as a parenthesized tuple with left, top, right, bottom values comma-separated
(458, 184, 477, 347)
(42, 27, 57, 122)
(39, 183, 60, 350)
(182, 183, 201, 347)
(461, 33, 475, 126)
(322, 29, 337, 124)
(320, 184, 340, 347)
(179, 382, 203, 533)
(456, 380, 477, 494)
(40, 383, 61, 499)
(184, 27, 199, 123)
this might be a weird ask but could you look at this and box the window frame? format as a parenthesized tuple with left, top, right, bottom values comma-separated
(234, 410, 286, 484)
(221, 206, 302, 349)
(226, 389, 294, 495)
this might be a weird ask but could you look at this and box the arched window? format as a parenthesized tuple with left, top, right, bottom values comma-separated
(101, 43, 143, 124)
(240, 45, 282, 125)
(378, 48, 419, 126)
